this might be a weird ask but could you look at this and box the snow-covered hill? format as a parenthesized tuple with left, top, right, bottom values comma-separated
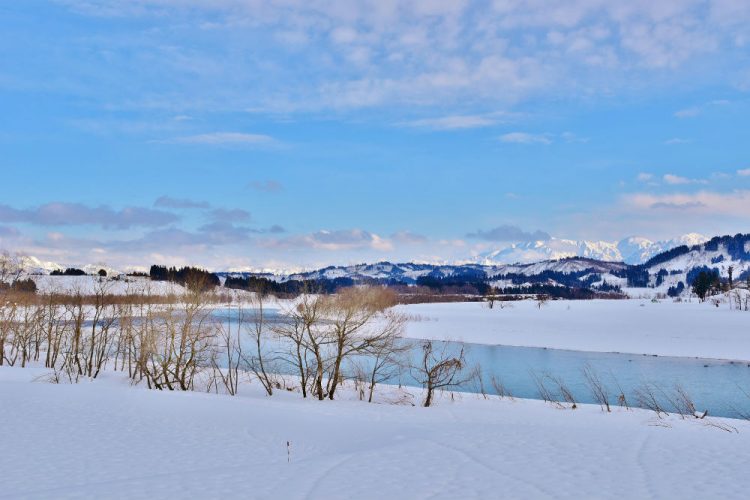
(633, 233, 750, 297)
(18, 255, 63, 275)
(270, 258, 627, 285)
(477, 233, 707, 265)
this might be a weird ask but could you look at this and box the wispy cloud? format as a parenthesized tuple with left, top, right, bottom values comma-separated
(154, 196, 210, 209)
(664, 137, 690, 145)
(0, 202, 178, 229)
(248, 180, 284, 193)
(737, 168, 750, 176)
(208, 208, 252, 223)
(265, 229, 393, 252)
(636, 173, 654, 182)
(499, 132, 552, 145)
(466, 225, 550, 242)
(624, 190, 750, 215)
(156, 132, 275, 146)
(391, 231, 428, 244)
(400, 114, 499, 130)
(50, 1, 750, 115)
(663, 174, 707, 185)
(674, 99, 732, 119)
(674, 107, 701, 118)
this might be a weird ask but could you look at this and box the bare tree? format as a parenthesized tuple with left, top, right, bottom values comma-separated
(412, 340, 472, 407)
(273, 300, 312, 397)
(536, 294, 550, 309)
(363, 311, 408, 402)
(210, 299, 244, 396)
(320, 287, 399, 400)
(485, 286, 498, 309)
(0, 296, 18, 366)
(138, 281, 216, 391)
(296, 292, 329, 400)
(244, 289, 276, 396)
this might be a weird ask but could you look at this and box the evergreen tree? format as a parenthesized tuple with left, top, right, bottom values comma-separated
(692, 271, 718, 301)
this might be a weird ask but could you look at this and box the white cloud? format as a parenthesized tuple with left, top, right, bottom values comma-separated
(663, 173, 707, 185)
(156, 132, 275, 145)
(636, 172, 654, 182)
(664, 137, 690, 145)
(401, 114, 499, 130)
(50, 1, 750, 115)
(624, 190, 750, 215)
(737, 168, 750, 176)
(674, 107, 701, 118)
(0, 202, 179, 229)
(674, 99, 733, 119)
(154, 196, 209, 209)
(499, 132, 552, 144)
(265, 229, 394, 252)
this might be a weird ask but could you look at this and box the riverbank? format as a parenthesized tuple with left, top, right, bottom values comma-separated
(398, 299, 750, 361)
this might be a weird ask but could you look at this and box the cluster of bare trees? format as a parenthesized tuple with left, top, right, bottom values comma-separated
(2, 280, 456, 404)
(0, 281, 117, 378)
(0, 278, 222, 390)
(271, 287, 411, 401)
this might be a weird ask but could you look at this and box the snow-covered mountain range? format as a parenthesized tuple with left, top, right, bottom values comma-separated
(476, 233, 708, 265)
(11, 232, 750, 299)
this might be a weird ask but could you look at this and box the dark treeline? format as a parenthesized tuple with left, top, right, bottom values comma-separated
(149, 265, 220, 291)
(493, 284, 598, 300)
(223, 275, 355, 296)
(415, 275, 490, 295)
(50, 268, 87, 276)
(704, 233, 750, 260)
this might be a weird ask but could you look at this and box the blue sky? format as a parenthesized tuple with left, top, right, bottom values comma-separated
(1, 0, 750, 270)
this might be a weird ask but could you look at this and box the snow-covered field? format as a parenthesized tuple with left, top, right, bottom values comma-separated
(398, 299, 750, 361)
(1, 365, 749, 499)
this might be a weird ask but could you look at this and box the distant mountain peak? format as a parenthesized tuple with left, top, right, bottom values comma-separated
(477, 233, 708, 265)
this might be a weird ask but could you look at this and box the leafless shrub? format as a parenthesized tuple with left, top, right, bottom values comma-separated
(473, 367, 489, 400)
(731, 385, 750, 421)
(490, 374, 513, 400)
(412, 340, 472, 407)
(549, 375, 577, 409)
(529, 370, 564, 409)
(609, 371, 630, 410)
(582, 365, 610, 412)
(349, 361, 368, 401)
(672, 384, 701, 418)
(634, 382, 668, 418)
(703, 419, 739, 433)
